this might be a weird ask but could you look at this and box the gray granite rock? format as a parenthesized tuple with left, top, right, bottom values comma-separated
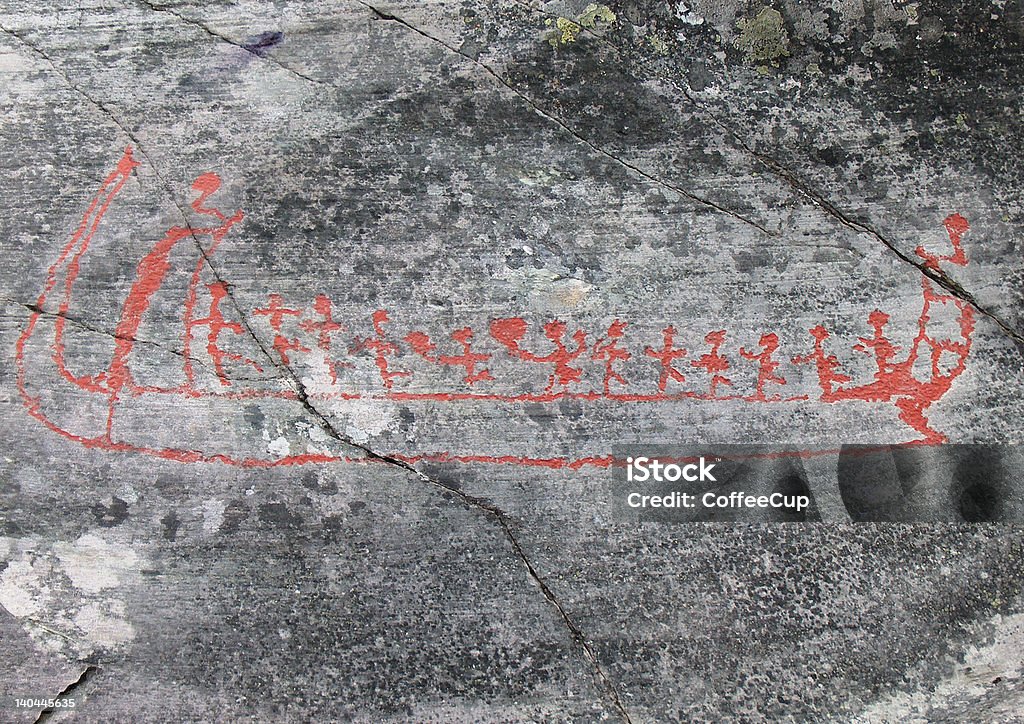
(1, 1, 1022, 721)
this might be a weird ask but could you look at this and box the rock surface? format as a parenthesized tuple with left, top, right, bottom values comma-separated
(1, 1, 1023, 721)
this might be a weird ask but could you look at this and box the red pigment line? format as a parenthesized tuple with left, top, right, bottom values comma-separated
(19, 330, 941, 475)
(127, 387, 804, 404)
(383, 390, 814, 404)
(792, 325, 851, 402)
(114, 386, 818, 404)
(105, 227, 193, 394)
(490, 317, 588, 393)
(591, 319, 630, 395)
(391, 452, 619, 470)
(917, 212, 969, 270)
(801, 214, 976, 444)
(50, 150, 140, 394)
(190, 281, 265, 385)
(180, 256, 206, 389)
(691, 330, 732, 397)
(333, 442, 945, 470)
(18, 364, 630, 471)
(136, 386, 307, 401)
(12, 378, 951, 472)
(53, 160, 138, 368)
(739, 332, 787, 401)
(17, 360, 356, 467)
(104, 397, 116, 442)
(18, 149, 975, 470)
(181, 199, 244, 388)
(644, 325, 688, 392)
(405, 326, 492, 386)
(39, 149, 138, 305)
(107, 217, 244, 397)
(352, 310, 412, 390)
(610, 442, 940, 468)
(22, 314, 948, 471)
(300, 295, 349, 386)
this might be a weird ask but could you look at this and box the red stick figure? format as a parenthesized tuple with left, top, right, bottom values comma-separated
(179, 174, 246, 389)
(792, 325, 851, 402)
(690, 330, 732, 398)
(829, 214, 976, 442)
(254, 293, 309, 366)
(353, 310, 412, 390)
(299, 294, 350, 385)
(852, 310, 900, 399)
(643, 325, 687, 393)
(106, 169, 244, 397)
(591, 320, 631, 395)
(490, 318, 587, 393)
(740, 332, 787, 401)
(916, 212, 969, 270)
(885, 280, 975, 443)
(840, 285, 974, 443)
(404, 327, 492, 386)
(190, 282, 264, 385)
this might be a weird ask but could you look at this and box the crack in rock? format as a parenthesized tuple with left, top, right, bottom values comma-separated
(6, 299, 276, 383)
(0, 23, 288, 365)
(508, 1, 1024, 348)
(129, 0, 772, 236)
(2, 25, 633, 717)
(356, 0, 771, 238)
(0, 23, 148, 171)
(189, 261, 637, 722)
(133, 0, 330, 87)
(284, 369, 637, 724)
(33, 664, 97, 723)
(740, 152, 1024, 347)
(316, 411, 635, 721)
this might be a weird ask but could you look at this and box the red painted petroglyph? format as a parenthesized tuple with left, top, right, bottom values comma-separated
(740, 333, 789, 402)
(352, 309, 412, 390)
(490, 317, 589, 393)
(15, 148, 978, 468)
(405, 327, 492, 386)
(591, 320, 631, 396)
(254, 293, 309, 366)
(791, 326, 850, 402)
(690, 330, 732, 398)
(298, 294, 351, 386)
(192, 281, 265, 385)
(643, 326, 688, 393)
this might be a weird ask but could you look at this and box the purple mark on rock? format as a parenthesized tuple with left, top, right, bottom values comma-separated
(242, 31, 284, 57)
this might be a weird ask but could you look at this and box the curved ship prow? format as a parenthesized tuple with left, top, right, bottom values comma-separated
(16, 149, 978, 469)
